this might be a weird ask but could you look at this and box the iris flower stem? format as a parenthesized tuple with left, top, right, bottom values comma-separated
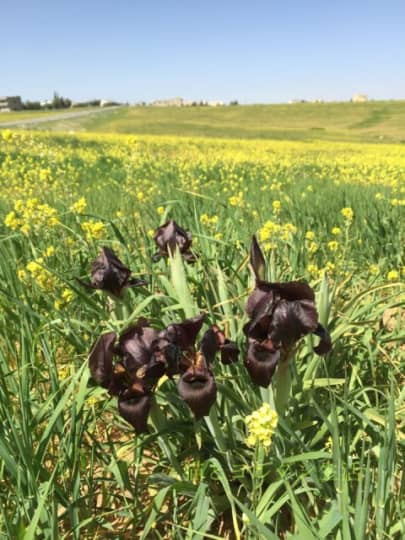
(273, 357, 292, 416)
(111, 292, 131, 329)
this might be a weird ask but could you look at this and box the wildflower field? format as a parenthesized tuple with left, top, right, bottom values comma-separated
(0, 129, 404, 539)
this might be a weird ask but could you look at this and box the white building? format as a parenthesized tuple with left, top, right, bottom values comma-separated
(352, 94, 368, 103)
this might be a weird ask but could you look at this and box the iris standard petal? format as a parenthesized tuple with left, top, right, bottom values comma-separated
(88, 332, 116, 388)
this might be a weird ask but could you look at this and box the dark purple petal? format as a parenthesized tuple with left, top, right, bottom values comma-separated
(118, 394, 152, 434)
(107, 362, 127, 396)
(250, 235, 266, 282)
(90, 247, 131, 297)
(200, 325, 239, 365)
(313, 324, 332, 355)
(245, 338, 280, 387)
(178, 367, 217, 419)
(154, 220, 177, 253)
(152, 338, 180, 376)
(142, 358, 167, 388)
(199, 326, 220, 364)
(245, 287, 275, 320)
(163, 313, 206, 350)
(220, 341, 239, 365)
(118, 321, 159, 369)
(88, 332, 116, 388)
(153, 220, 193, 259)
(270, 281, 315, 302)
(269, 299, 318, 346)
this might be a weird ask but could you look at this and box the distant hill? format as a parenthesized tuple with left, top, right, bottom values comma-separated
(5, 100, 405, 143)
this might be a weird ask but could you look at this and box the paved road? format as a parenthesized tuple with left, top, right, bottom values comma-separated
(0, 106, 122, 128)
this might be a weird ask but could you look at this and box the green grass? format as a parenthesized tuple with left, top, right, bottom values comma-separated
(0, 131, 404, 538)
(22, 100, 405, 143)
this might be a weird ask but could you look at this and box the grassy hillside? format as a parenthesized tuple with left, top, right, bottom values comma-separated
(19, 100, 405, 143)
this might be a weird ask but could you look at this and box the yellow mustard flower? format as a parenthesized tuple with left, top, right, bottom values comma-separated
(328, 241, 339, 252)
(81, 220, 106, 241)
(245, 402, 278, 449)
(387, 270, 399, 281)
(341, 207, 354, 222)
(4, 211, 20, 230)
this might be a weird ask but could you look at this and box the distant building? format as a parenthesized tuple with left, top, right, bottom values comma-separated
(0, 96, 23, 112)
(151, 97, 187, 107)
(352, 94, 368, 103)
(208, 100, 224, 107)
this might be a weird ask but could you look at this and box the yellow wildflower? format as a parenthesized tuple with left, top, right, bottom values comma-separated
(2, 129, 13, 141)
(61, 288, 74, 303)
(341, 207, 354, 223)
(157, 206, 165, 216)
(4, 211, 20, 230)
(307, 264, 319, 276)
(81, 220, 106, 241)
(387, 270, 399, 281)
(245, 403, 278, 448)
(305, 231, 315, 241)
(20, 224, 31, 236)
(331, 227, 342, 236)
(229, 192, 244, 207)
(328, 240, 339, 252)
(308, 241, 318, 254)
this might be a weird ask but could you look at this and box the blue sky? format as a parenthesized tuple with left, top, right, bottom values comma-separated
(2, 0, 405, 103)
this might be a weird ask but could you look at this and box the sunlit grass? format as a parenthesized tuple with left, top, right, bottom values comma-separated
(0, 129, 404, 538)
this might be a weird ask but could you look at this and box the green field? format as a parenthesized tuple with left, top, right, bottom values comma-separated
(0, 129, 404, 538)
(9, 100, 405, 143)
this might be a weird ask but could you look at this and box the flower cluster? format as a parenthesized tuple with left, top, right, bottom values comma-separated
(81, 222, 332, 437)
(26, 258, 57, 291)
(70, 197, 87, 214)
(81, 220, 107, 241)
(89, 313, 239, 433)
(258, 220, 297, 250)
(200, 213, 219, 228)
(245, 403, 278, 448)
(243, 236, 332, 387)
(5, 198, 58, 235)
